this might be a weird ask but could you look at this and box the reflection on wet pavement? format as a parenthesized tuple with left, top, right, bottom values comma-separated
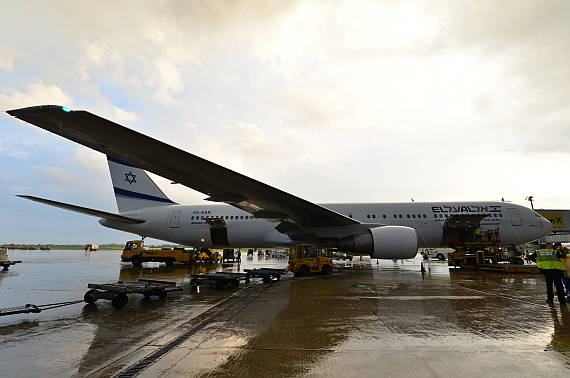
(1, 252, 570, 378)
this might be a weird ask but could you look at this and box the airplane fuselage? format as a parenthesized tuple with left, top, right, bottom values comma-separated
(100, 201, 552, 252)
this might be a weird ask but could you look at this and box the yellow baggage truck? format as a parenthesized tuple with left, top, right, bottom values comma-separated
(288, 244, 333, 276)
(121, 240, 194, 266)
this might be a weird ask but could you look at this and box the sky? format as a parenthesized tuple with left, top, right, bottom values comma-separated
(1, 0, 570, 244)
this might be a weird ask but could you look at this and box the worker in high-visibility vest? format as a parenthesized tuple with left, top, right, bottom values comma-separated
(475, 227, 483, 242)
(536, 243, 566, 305)
(560, 246, 570, 300)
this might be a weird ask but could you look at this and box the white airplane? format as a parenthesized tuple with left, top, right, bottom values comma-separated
(7, 105, 553, 259)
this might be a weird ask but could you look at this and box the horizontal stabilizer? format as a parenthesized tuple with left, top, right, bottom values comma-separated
(16, 195, 146, 224)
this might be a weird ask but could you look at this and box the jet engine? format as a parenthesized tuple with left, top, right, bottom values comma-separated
(337, 226, 418, 259)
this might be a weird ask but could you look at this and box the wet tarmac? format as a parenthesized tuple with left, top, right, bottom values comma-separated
(1, 251, 569, 378)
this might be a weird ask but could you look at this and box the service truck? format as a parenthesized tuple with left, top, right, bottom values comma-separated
(121, 240, 194, 266)
(288, 244, 333, 276)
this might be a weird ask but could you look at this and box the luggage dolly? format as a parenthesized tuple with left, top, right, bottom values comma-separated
(2, 260, 22, 270)
(244, 268, 288, 283)
(190, 272, 248, 290)
(84, 279, 182, 309)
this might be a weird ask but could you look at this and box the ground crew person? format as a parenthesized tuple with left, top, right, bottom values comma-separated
(560, 246, 570, 300)
(536, 243, 567, 306)
(475, 227, 483, 242)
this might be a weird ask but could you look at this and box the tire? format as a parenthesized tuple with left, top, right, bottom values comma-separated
(299, 265, 310, 277)
(131, 255, 143, 266)
(84, 289, 98, 304)
(158, 291, 168, 299)
(321, 265, 331, 275)
(437, 253, 445, 261)
(165, 258, 174, 266)
(514, 257, 524, 265)
(111, 293, 129, 309)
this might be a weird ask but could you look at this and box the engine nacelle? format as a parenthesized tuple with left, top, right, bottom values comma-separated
(337, 226, 418, 259)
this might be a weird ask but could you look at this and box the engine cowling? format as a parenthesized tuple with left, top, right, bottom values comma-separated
(337, 226, 418, 259)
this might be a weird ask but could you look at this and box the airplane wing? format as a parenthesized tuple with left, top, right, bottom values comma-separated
(8, 105, 359, 231)
(17, 195, 146, 224)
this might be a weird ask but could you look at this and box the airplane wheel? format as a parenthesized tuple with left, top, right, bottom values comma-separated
(131, 255, 143, 266)
(112, 293, 129, 309)
(299, 265, 310, 277)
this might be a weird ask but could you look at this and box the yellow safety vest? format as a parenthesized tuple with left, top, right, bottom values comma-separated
(536, 249, 563, 270)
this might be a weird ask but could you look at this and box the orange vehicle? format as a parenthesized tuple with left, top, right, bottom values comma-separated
(121, 240, 194, 266)
(288, 244, 332, 276)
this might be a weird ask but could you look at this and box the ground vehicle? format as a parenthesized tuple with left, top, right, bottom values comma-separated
(121, 240, 193, 266)
(85, 244, 98, 251)
(421, 249, 448, 261)
(288, 244, 333, 276)
(333, 252, 353, 261)
(197, 248, 222, 263)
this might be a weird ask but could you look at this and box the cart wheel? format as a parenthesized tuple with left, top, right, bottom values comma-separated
(111, 293, 129, 309)
(158, 291, 168, 299)
(84, 289, 98, 304)
(276, 275, 281, 280)
(131, 255, 143, 266)
(215, 281, 224, 290)
(165, 258, 174, 266)
(299, 265, 310, 277)
(232, 280, 240, 287)
(263, 276, 270, 283)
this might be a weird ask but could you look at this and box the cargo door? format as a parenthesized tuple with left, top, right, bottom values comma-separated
(204, 217, 229, 246)
(170, 211, 181, 228)
(507, 208, 522, 226)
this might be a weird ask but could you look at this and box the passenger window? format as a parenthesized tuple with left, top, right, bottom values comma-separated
(241, 216, 244, 219)
(412, 214, 415, 218)
(372, 214, 376, 218)
(499, 213, 503, 217)
(367, 214, 370, 219)
(423, 214, 426, 218)
(383, 214, 386, 218)
(407, 214, 410, 218)
(399, 214, 402, 218)
(434, 214, 437, 218)
(230, 216, 234, 219)
(394, 214, 397, 218)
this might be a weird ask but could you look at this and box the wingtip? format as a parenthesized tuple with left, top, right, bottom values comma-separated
(7, 105, 68, 117)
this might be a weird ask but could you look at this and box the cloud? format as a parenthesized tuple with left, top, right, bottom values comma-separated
(0, 79, 73, 110)
(0, 44, 18, 73)
(112, 106, 138, 122)
(31, 166, 85, 193)
(71, 147, 107, 175)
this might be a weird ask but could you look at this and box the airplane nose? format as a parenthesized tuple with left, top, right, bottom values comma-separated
(543, 218, 554, 235)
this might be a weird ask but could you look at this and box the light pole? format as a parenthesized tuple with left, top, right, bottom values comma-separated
(525, 196, 534, 209)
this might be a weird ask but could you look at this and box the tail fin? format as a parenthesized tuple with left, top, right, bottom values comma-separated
(107, 156, 176, 212)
